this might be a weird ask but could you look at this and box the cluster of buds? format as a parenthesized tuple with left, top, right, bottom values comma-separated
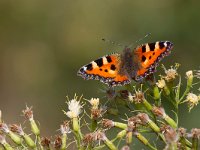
(0, 123, 22, 146)
(10, 124, 36, 148)
(89, 98, 105, 120)
(82, 130, 117, 149)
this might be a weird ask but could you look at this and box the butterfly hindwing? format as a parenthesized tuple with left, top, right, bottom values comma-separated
(77, 53, 131, 86)
(134, 41, 173, 81)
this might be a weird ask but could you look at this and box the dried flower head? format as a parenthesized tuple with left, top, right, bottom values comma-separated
(156, 79, 166, 89)
(83, 133, 95, 146)
(137, 113, 150, 124)
(93, 130, 107, 141)
(152, 106, 166, 117)
(41, 137, 51, 148)
(121, 145, 130, 150)
(162, 64, 179, 82)
(101, 119, 114, 129)
(161, 125, 178, 143)
(188, 128, 200, 139)
(178, 127, 186, 137)
(127, 116, 142, 131)
(22, 106, 33, 120)
(64, 96, 82, 118)
(54, 135, 62, 149)
(186, 93, 200, 111)
(133, 90, 145, 103)
(60, 121, 70, 134)
(0, 123, 10, 133)
(10, 124, 24, 136)
(91, 107, 105, 120)
(90, 98, 99, 109)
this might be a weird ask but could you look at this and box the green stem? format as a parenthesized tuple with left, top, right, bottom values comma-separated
(134, 132, 157, 150)
(61, 134, 67, 150)
(91, 118, 97, 132)
(153, 86, 160, 101)
(163, 115, 177, 129)
(74, 131, 81, 150)
(114, 122, 127, 129)
(180, 75, 193, 101)
(167, 142, 178, 150)
(104, 138, 117, 150)
(192, 137, 198, 150)
(179, 137, 192, 149)
(2, 143, 14, 150)
(37, 136, 44, 150)
(143, 99, 153, 112)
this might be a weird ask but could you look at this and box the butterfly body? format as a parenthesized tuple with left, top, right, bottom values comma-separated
(77, 41, 173, 87)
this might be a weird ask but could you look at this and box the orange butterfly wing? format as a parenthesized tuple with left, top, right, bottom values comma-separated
(77, 54, 131, 87)
(133, 41, 173, 81)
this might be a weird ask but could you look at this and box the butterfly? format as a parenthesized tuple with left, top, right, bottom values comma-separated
(77, 41, 173, 87)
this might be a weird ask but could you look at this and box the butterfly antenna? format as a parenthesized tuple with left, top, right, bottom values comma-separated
(101, 38, 124, 47)
(128, 33, 151, 48)
(135, 33, 151, 44)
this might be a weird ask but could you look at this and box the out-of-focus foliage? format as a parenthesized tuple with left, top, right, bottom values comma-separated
(0, 0, 200, 141)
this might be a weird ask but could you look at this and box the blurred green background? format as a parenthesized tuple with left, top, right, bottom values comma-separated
(0, 0, 200, 140)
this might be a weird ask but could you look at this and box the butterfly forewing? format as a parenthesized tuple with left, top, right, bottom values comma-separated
(77, 53, 131, 86)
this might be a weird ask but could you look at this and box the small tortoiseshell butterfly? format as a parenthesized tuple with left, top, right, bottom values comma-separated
(77, 41, 173, 87)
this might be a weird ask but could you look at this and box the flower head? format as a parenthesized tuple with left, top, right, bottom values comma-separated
(83, 133, 95, 146)
(178, 127, 186, 137)
(41, 137, 51, 149)
(186, 93, 200, 111)
(161, 125, 179, 143)
(162, 64, 179, 82)
(121, 145, 130, 150)
(22, 106, 33, 120)
(90, 98, 99, 109)
(64, 96, 82, 118)
(10, 124, 24, 136)
(0, 123, 10, 133)
(91, 108, 104, 119)
(133, 90, 145, 103)
(127, 116, 142, 131)
(188, 128, 200, 139)
(186, 70, 193, 79)
(54, 135, 62, 149)
(60, 121, 70, 134)
(101, 119, 114, 129)
(156, 79, 166, 89)
(137, 113, 150, 124)
(152, 106, 166, 117)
